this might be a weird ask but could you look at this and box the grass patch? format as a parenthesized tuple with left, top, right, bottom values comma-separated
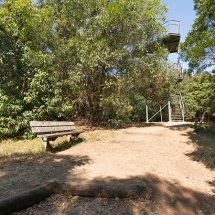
(0, 138, 44, 158)
(84, 130, 119, 142)
(0, 135, 85, 161)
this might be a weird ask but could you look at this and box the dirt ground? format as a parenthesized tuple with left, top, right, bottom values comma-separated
(1, 122, 215, 215)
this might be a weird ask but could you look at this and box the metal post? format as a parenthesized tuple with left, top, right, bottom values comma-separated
(160, 106, 162, 122)
(146, 105, 148, 123)
(168, 101, 171, 122)
(182, 111, 185, 122)
(179, 94, 185, 122)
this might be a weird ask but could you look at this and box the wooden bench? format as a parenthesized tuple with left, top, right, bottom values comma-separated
(30, 121, 84, 150)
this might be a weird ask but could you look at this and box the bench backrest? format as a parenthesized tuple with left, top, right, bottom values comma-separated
(30, 121, 76, 134)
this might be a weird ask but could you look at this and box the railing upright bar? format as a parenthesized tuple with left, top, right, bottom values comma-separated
(168, 100, 171, 122)
(160, 106, 163, 122)
(146, 105, 149, 123)
(179, 94, 185, 122)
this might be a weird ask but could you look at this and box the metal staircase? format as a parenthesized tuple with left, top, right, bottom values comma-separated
(170, 94, 184, 122)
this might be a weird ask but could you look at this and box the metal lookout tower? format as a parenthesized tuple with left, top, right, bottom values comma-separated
(146, 20, 185, 123)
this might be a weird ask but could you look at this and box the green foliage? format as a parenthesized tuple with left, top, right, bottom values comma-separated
(0, 0, 170, 137)
(130, 94, 146, 122)
(180, 72, 215, 121)
(99, 75, 132, 121)
(180, 0, 215, 71)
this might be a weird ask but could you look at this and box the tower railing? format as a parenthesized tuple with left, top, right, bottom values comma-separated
(163, 20, 181, 35)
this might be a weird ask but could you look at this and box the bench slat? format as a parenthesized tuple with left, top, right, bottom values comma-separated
(31, 125, 76, 133)
(30, 121, 75, 127)
(37, 130, 83, 138)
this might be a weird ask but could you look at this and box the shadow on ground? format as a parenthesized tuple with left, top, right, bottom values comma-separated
(0, 153, 91, 199)
(87, 174, 215, 215)
(184, 126, 215, 170)
(166, 123, 193, 131)
(1, 152, 215, 214)
(50, 136, 85, 153)
(166, 123, 215, 170)
(13, 174, 215, 215)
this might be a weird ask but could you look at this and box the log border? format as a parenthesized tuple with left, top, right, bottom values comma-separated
(0, 181, 151, 215)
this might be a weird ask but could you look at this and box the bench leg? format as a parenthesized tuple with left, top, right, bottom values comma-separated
(67, 135, 72, 142)
(42, 138, 52, 151)
(67, 133, 79, 142)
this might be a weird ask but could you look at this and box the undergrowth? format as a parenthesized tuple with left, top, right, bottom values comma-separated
(187, 123, 215, 169)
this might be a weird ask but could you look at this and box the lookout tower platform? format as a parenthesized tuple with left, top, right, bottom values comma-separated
(162, 20, 181, 53)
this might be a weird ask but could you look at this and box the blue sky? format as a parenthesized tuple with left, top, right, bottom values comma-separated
(162, 0, 196, 67)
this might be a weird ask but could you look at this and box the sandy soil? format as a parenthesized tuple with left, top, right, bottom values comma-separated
(1, 122, 215, 215)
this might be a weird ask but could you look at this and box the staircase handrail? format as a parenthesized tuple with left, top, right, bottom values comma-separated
(148, 102, 168, 122)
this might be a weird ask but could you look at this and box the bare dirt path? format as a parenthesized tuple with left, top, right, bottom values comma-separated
(1, 122, 215, 215)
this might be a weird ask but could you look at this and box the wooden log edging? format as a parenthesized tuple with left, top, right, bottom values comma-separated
(0, 181, 151, 215)
(58, 182, 150, 199)
(0, 181, 59, 215)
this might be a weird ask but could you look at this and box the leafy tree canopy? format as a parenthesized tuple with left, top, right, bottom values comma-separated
(0, 0, 171, 137)
(179, 71, 215, 122)
(180, 0, 215, 71)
